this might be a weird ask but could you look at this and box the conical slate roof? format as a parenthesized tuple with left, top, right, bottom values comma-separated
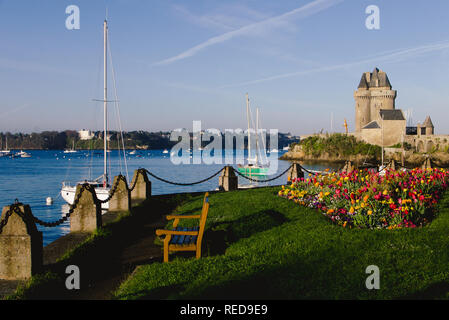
(358, 73, 368, 89)
(422, 116, 434, 127)
(369, 68, 379, 87)
(357, 67, 392, 89)
(378, 71, 392, 88)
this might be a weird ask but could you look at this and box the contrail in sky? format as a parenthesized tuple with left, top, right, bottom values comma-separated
(152, 0, 344, 66)
(218, 39, 449, 88)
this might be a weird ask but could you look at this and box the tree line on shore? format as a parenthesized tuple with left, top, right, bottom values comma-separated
(0, 130, 299, 150)
(0, 130, 176, 150)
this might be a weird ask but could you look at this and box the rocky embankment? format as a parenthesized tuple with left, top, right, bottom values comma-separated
(279, 144, 378, 164)
(280, 144, 449, 168)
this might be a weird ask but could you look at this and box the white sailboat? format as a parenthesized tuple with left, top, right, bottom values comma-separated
(64, 140, 78, 153)
(237, 94, 269, 177)
(0, 137, 11, 157)
(61, 19, 117, 210)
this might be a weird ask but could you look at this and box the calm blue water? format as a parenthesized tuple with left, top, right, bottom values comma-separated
(0, 149, 339, 245)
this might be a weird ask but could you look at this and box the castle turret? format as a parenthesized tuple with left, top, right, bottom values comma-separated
(354, 73, 371, 132)
(421, 116, 434, 135)
(354, 68, 397, 132)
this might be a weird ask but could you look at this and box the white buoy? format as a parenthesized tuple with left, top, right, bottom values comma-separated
(46, 197, 53, 205)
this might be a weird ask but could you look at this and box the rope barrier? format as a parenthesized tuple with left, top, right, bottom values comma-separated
(142, 168, 224, 186)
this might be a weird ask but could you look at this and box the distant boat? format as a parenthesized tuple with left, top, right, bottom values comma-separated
(129, 150, 137, 155)
(162, 149, 169, 154)
(0, 137, 11, 156)
(16, 150, 27, 156)
(237, 94, 269, 177)
(282, 146, 289, 151)
(20, 151, 31, 158)
(270, 148, 279, 153)
(64, 140, 78, 153)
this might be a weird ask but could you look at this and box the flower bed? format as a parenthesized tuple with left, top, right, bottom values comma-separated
(279, 168, 449, 229)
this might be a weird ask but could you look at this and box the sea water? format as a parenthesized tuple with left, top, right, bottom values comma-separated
(0, 150, 339, 245)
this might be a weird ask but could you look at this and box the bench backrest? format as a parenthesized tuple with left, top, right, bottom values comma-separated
(197, 192, 210, 247)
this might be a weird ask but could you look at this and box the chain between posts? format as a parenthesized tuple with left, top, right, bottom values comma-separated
(142, 168, 224, 186)
(234, 164, 293, 183)
(32, 183, 92, 227)
(128, 169, 144, 192)
(95, 175, 123, 204)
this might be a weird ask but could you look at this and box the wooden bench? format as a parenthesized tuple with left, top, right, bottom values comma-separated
(156, 192, 210, 262)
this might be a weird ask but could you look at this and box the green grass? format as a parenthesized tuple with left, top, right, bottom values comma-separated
(114, 187, 449, 300)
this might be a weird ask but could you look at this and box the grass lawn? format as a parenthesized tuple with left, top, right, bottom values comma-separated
(114, 186, 449, 300)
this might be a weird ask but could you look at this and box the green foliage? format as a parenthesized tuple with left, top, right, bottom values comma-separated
(299, 133, 381, 158)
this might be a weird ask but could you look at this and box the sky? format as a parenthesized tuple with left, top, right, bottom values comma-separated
(2, 0, 449, 135)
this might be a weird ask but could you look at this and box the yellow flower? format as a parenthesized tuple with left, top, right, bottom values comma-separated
(383, 189, 388, 195)
(367, 210, 373, 215)
(349, 207, 355, 214)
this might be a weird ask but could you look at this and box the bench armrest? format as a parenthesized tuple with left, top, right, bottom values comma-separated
(166, 215, 201, 220)
(156, 229, 199, 236)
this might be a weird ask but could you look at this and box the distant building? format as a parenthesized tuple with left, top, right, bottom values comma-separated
(78, 129, 94, 140)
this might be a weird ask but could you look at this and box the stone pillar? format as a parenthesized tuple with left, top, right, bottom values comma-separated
(422, 157, 432, 170)
(341, 161, 354, 173)
(0, 203, 43, 280)
(287, 163, 304, 184)
(70, 184, 102, 233)
(130, 169, 151, 203)
(219, 166, 238, 191)
(108, 175, 131, 212)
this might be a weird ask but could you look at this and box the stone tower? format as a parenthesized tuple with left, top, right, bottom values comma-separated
(354, 68, 397, 132)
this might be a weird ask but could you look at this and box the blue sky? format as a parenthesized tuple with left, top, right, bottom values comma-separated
(2, 0, 449, 135)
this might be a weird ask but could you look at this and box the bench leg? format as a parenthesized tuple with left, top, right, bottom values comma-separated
(164, 241, 169, 263)
(196, 246, 201, 259)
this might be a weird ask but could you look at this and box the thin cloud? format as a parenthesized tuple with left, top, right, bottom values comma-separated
(218, 39, 449, 88)
(152, 0, 344, 67)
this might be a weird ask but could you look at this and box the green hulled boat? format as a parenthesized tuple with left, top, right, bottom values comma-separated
(237, 164, 269, 176)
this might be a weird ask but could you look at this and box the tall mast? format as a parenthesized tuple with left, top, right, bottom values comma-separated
(246, 93, 251, 163)
(256, 107, 259, 165)
(103, 19, 108, 185)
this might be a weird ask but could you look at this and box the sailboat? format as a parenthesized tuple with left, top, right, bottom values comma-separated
(64, 140, 78, 153)
(61, 19, 121, 210)
(237, 94, 269, 177)
(0, 136, 11, 157)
